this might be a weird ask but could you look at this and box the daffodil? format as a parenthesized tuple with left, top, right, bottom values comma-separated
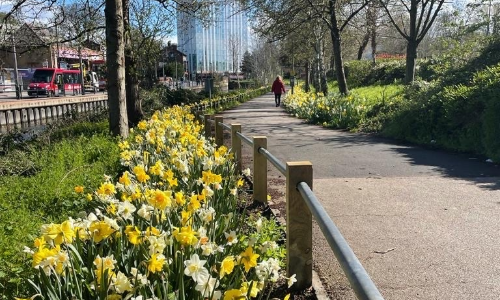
(239, 246, 259, 272)
(219, 256, 235, 279)
(184, 254, 209, 283)
(148, 253, 165, 274)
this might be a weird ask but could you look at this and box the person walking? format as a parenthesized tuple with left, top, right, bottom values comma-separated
(271, 76, 286, 107)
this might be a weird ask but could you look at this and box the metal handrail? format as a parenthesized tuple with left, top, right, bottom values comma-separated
(297, 182, 384, 300)
(213, 117, 383, 300)
(220, 122, 231, 130)
(236, 131, 253, 146)
(258, 147, 286, 175)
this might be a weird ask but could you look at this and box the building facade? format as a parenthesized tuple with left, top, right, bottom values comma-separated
(177, 1, 250, 76)
(0, 24, 105, 88)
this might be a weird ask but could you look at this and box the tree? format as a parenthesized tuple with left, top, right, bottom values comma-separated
(106, 0, 129, 137)
(243, 0, 369, 94)
(379, 0, 446, 83)
(240, 50, 253, 77)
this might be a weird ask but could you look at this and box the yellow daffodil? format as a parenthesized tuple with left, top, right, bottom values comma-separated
(219, 256, 235, 279)
(223, 289, 245, 300)
(125, 226, 142, 245)
(89, 221, 116, 243)
(148, 253, 165, 274)
(239, 246, 259, 272)
(97, 182, 116, 196)
(148, 189, 172, 210)
(173, 226, 198, 246)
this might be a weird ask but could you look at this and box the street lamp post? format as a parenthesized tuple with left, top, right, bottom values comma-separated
(11, 35, 21, 99)
(79, 46, 86, 95)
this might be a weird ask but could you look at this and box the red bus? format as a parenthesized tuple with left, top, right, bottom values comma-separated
(27, 68, 83, 97)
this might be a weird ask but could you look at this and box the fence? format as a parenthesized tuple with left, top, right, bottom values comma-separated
(199, 113, 385, 300)
(0, 94, 108, 133)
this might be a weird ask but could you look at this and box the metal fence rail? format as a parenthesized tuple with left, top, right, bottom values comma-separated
(297, 182, 384, 300)
(200, 109, 385, 300)
(258, 147, 286, 175)
(236, 131, 252, 146)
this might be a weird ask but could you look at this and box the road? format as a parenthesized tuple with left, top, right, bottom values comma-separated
(0, 89, 107, 103)
(221, 93, 500, 300)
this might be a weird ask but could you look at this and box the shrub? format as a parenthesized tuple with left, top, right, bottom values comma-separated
(345, 60, 405, 88)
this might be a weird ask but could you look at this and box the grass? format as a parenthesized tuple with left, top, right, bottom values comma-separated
(0, 118, 122, 299)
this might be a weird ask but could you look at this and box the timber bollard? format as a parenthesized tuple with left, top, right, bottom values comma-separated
(252, 136, 267, 203)
(204, 114, 211, 139)
(286, 161, 313, 290)
(231, 124, 242, 174)
(215, 116, 223, 147)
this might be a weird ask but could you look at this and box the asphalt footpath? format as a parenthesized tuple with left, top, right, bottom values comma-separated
(220, 92, 500, 300)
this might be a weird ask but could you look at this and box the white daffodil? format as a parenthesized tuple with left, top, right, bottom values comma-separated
(117, 201, 136, 221)
(243, 168, 251, 177)
(112, 271, 133, 294)
(224, 231, 238, 246)
(184, 254, 209, 283)
(195, 276, 219, 297)
(287, 274, 297, 288)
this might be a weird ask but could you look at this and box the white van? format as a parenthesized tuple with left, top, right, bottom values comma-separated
(84, 71, 99, 93)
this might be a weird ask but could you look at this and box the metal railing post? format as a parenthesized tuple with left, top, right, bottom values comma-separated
(231, 124, 242, 174)
(215, 116, 223, 147)
(252, 136, 267, 203)
(286, 161, 313, 290)
(204, 114, 211, 139)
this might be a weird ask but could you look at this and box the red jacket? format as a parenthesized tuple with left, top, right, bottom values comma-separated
(271, 79, 286, 94)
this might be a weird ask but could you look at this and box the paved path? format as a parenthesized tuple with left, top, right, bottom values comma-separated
(221, 92, 500, 300)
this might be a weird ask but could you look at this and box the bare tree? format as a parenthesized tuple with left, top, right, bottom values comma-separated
(379, 0, 446, 83)
(228, 33, 241, 88)
(106, 0, 128, 137)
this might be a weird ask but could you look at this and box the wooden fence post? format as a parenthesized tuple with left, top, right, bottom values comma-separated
(252, 136, 267, 203)
(204, 114, 212, 139)
(286, 161, 313, 290)
(215, 116, 223, 147)
(231, 124, 242, 174)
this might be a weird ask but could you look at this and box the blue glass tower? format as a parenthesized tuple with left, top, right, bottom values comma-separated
(177, 1, 250, 76)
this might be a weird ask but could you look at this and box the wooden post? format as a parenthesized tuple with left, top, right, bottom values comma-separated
(231, 124, 242, 174)
(204, 114, 211, 139)
(286, 161, 313, 290)
(215, 116, 223, 147)
(252, 136, 267, 203)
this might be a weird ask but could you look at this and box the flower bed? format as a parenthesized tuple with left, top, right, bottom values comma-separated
(21, 106, 294, 300)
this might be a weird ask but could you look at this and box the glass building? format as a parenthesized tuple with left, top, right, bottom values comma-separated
(177, 1, 250, 77)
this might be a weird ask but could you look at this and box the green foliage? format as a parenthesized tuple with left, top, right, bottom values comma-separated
(141, 85, 206, 112)
(345, 59, 406, 88)
(382, 58, 500, 161)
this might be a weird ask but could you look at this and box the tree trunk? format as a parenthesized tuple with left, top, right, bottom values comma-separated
(313, 41, 320, 92)
(405, 40, 418, 84)
(329, 0, 349, 95)
(368, 2, 377, 64)
(123, 0, 143, 127)
(357, 32, 370, 60)
(405, 0, 418, 84)
(305, 61, 310, 92)
(105, 0, 128, 137)
(320, 39, 328, 95)
(332, 33, 348, 95)
(371, 25, 377, 64)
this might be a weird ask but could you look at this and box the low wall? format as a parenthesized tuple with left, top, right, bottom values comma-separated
(0, 94, 108, 133)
